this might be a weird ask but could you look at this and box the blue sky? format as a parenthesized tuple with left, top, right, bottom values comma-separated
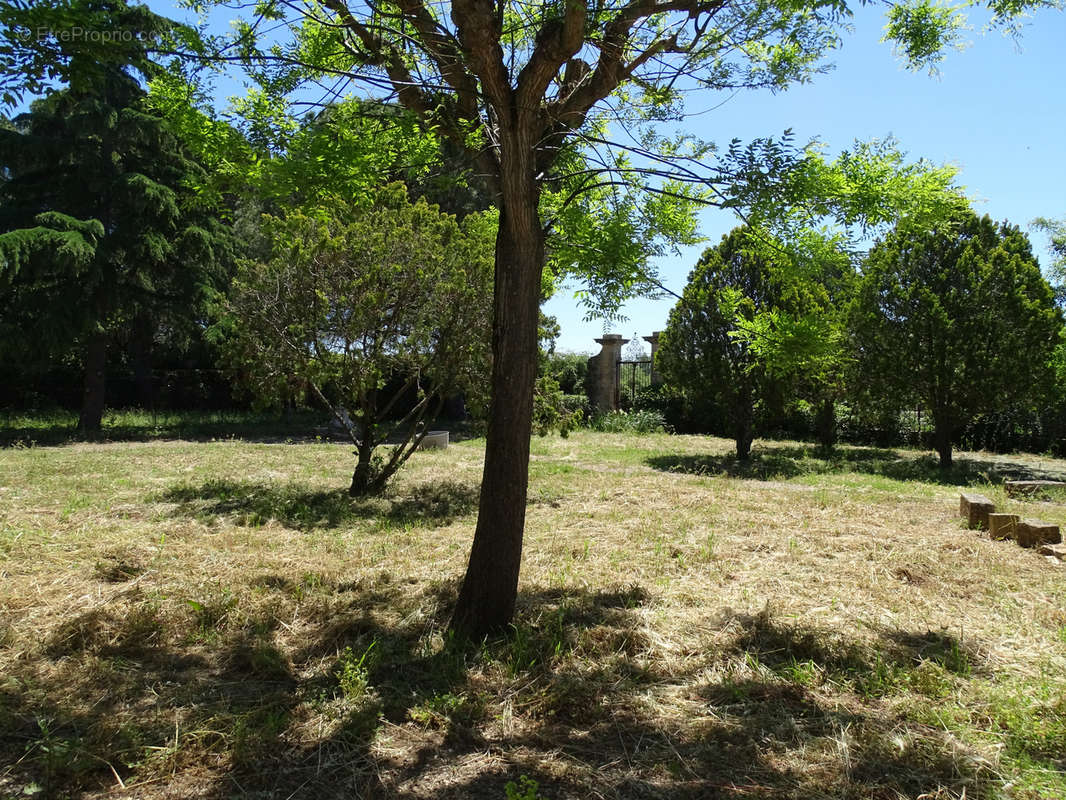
(141, 1, 1064, 354)
(546, 6, 1066, 353)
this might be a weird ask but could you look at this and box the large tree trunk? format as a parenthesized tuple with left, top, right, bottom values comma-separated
(933, 416, 953, 469)
(733, 392, 755, 461)
(79, 330, 108, 435)
(349, 440, 377, 496)
(815, 398, 836, 451)
(451, 160, 543, 640)
(735, 425, 754, 461)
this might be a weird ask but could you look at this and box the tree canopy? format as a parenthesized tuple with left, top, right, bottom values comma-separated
(658, 227, 797, 459)
(221, 186, 494, 494)
(0, 57, 234, 431)
(850, 211, 1063, 468)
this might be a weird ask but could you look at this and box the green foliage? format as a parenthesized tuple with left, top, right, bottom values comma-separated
(219, 186, 494, 494)
(883, 0, 969, 73)
(1054, 329, 1066, 398)
(850, 211, 1063, 465)
(0, 7, 236, 429)
(0, 0, 180, 106)
(1033, 215, 1066, 304)
(532, 374, 583, 438)
(336, 642, 377, 703)
(534, 320, 589, 437)
(542, 146, 706, 321)
(541, 351, 589, 396)
(0, 213, 102, 287)
(238, 98, 483, 215)
(658, 227, 796, 458)
(589, 409, 669, 434)
(504, 775, 546, 800)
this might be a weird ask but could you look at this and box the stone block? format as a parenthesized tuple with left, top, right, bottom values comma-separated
(1037, 542, 1066, 560)
(988, 513, 1019, 541)
(1004, 480, 1066, 499)
(1015, 519, 1062, 548)
(959, 492, 995, 529)
(417, 430, 449, 450)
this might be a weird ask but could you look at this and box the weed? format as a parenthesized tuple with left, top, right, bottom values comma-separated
(697, 531, 717, 561)
(589, 409, 669, 434)
(336, 642, 377, 703)
(408, 691, 485, 729)
(505, 775, 545, 800)
(185, 588, 237, 640)
(781, 658, 821, 687)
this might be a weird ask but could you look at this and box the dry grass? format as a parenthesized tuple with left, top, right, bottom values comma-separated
(1, 430, 1065, 799)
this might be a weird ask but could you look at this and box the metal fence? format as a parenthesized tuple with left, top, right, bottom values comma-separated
(616, 359, 653, 409)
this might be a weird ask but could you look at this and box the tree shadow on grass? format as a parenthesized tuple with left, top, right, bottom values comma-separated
(646, 442, 1066, 487)
(719, 610, 985, 688)
(0, 580, 1025, 799)
(157, 477, 481, 529)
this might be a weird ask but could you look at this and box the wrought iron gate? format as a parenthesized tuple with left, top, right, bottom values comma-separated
(616, 359, 653, 409)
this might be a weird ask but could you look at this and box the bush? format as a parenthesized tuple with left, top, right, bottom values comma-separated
(630, 385, 690, 431)
(532, 376, 582, 437)
(543, 351, 589, 395)
(590, 409, 669, 434)
(560, 393, 589, 420)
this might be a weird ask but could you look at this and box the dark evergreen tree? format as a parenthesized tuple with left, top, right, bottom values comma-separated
(0, 5, 234, 430)
(657, 228, 791, 460)
(850, 212, 1063, 468)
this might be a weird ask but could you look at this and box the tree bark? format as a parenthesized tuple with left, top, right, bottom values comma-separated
(349, 440, 377, 496)
(733, 393, 755, 461)
(79, 330, 108, 435)
(735, 426, 754, 461)
(933, 417, 953, 469)
(815, 398, 836, 451)
(451, 154, 543, 640)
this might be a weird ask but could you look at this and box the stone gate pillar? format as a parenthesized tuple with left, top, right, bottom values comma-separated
(643, 331, 662, 386)
(586, 333, 629, 413)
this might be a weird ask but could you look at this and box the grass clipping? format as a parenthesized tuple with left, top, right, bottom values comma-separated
(0, 431, 1064, 799)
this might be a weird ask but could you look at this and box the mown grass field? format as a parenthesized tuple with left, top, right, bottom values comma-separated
(1, 423, 1065, 799)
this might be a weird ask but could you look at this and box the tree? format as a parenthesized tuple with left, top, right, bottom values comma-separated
(657, 227, 791, 459)
(221, 187, 494, 494)
(725, 228, 858, 450)
(8, 0, 1048, 634)
(850, 212, 1063, 468)
(0, 4, 234, 431)
(178, 0, 1053, 638)
(1033, 216, 1066, 305)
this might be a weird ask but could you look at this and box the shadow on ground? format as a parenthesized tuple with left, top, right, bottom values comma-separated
(646, 442, 1066, 486)
(0, 576, 1026, 799)
(157, 478, 481, 529)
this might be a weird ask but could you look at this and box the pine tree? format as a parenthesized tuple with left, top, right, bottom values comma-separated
(0, 38, 233, 430)
(850, 213, 1063, 467)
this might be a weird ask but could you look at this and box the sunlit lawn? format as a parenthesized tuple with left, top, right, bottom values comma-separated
(1, 421, 1065, 799)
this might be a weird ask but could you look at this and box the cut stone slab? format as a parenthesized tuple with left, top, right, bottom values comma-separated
(988, 513, 1020, 541)
(960, 493, 995, 529)
(1015, 519, 1062, 548)
(417, 430, 449, 450)
(1004, 480, 1066, 499)
(1037, 542, 1066, 560)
